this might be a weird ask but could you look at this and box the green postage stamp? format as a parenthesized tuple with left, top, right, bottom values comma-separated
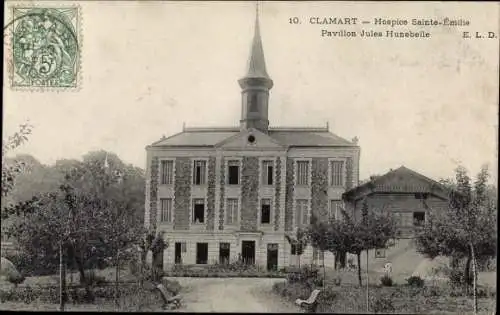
(8, 6, 81, 89)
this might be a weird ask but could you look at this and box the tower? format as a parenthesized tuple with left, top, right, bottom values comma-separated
(238, 5, 273, 133)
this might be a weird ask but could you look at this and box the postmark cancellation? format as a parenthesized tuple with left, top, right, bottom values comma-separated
(6, 5, 81, 90)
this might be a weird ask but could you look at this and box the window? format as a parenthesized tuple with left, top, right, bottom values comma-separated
(375, 248, 386, 258)
(262, 160, 273, 185)
(228, 160, 240, 185)
(296, 161, 309, 185)
(295, 199, 309, 227)
(193, 199, 205, 223)
(414, 193, 428, 200)
(413, 212, 425, 226)
(219, 242, 230, 264)
(249, 93, 258, 112)
(393, 212, 403, 226)
(160, 160, 174, 185)
(398, 212, 413, 227)
(261, 199, 271, 224)
(329, 200, 342, 220)
(193, 160, 207, 185)
(330, 160, 344, 186)
(291, 244, 297, 255)
(226, 198, 239, 225)
(160, 198, 172, 223)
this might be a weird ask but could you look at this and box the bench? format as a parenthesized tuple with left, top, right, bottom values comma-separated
(295, 289, 321, 313)
(156, 283, 182, 309)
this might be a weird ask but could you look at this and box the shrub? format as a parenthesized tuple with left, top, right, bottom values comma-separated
(81, 269, 107, 286)
(317, 285, 336, 304)
(0, 285, 60, 304)
(406, 275, 424, 288)
(423, 285, 441, 297)
(286, 265, 319, 284)
(449, 269, 465, 286)
(333, 275, 342, 286)
(380, 275, 393, 287)
(370, 294, 395, 314)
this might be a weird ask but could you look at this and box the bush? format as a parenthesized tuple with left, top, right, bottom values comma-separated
(333, 275, 342, 286)
(0, 285, 60, 304)
(370, 294, 395, 314)
(449, 269, 465, 286)
(81, 269, 107, 286)
(286, 265, 319, 284)
(380, 275, 393, 287)
(317, 285, 336, 304)
(406, 275, 424, 288)
(4, 253, 57, 277)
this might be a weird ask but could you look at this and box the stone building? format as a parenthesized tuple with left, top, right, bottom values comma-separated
(144, 13, 360, 270)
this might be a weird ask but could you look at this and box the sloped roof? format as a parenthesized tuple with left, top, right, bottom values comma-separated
(342, 166, 451, 201)
(151, 129, 238, 147)
(269, 130, 355, 147)
(149, 127, 357, 148)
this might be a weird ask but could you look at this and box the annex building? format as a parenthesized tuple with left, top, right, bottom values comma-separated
(144, 13, 360, 270)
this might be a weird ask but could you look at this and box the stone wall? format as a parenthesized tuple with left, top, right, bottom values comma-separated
(346, 157, 354, 189)
(218, 157, 225, 230)
(174, 158, 191, 230)
(207, 157, 216, 230)
(149, 157, 159, 230)
(241, 157, 259, 231)
(284, 158, 294, 231)
(274, 157, 282, 231)
(311, 158, 329, 219)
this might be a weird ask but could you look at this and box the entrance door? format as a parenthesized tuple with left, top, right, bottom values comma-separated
(196, 243, 208, 264)
(174, 242, 182, 264)
(241, 241, 255, 265)
(267, 243, 278, 271)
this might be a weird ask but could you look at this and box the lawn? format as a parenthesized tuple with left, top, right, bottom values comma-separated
(0, 266, 180, 311)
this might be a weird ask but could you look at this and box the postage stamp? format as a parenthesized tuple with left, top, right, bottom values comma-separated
(8, 6, 81, 89)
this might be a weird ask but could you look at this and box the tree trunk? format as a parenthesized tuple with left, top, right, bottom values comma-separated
(464, 253, 472, 292)
(115, 249, 120, 307)
(322, 250, 326, 287)
(340, 251, 346, 269)
(357, 253, 362, 286)
(470, 243, 478, 315)
(59, 242, 66, 311)
(69, 245, 94, 302)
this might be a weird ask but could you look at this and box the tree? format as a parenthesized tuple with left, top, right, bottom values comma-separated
(2, 151, 146, 283)
(285, 227, 309, 268)
(2, 122, 33, 196)
(415, 165, 497, 292)
(309, 200, 396, 286)
(308, 215, 331, 283)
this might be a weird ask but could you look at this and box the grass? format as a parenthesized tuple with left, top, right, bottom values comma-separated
(0, 266, 181, 312)
(273, 280, 496, 314)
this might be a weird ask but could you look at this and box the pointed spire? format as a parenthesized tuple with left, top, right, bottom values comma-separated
(244, 2, 270, 79)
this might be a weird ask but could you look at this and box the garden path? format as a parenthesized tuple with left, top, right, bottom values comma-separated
(171, 277, 302, 313)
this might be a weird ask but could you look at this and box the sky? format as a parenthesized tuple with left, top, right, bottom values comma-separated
(3, 1, 499, 183)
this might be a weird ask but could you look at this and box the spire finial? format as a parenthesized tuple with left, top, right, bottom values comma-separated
(241, 1, 270, 80)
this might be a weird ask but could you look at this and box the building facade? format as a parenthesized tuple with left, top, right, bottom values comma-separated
(342, 166, 450, 267)
(144, 13, 360, 270)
